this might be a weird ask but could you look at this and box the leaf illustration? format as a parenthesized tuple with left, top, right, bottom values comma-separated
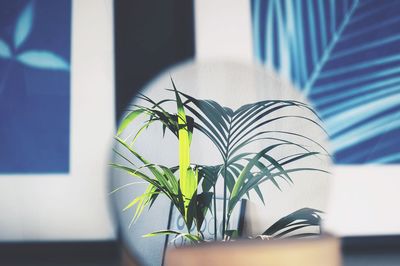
(16, 50, 69, 71)
(0, 38, 11, 58)
(14, 1, 34, 49)
(252, 0, 400, 164)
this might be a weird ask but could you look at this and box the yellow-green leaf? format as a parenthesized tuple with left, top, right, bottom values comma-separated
(117, 109, 144, 135)
(171, 79, 197, 219)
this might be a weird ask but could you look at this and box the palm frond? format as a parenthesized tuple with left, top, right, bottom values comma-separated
(114, 80, 329, 241)
(171, 79, 197, 227)
(143, 230, 203, 244)
(165, 87, 326, 237)
(262, 208, 323, 238)
(252, 0, 400, 164)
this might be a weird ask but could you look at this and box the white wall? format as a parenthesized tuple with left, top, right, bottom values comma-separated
(195, 0, 253, 63)
(325, 166, 400, 236)
(0, 0, 116, 241)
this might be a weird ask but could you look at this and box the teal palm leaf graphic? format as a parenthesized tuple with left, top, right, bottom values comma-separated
(0, 38, 11, 58)
(14, 0, 34, 49)
(0, 1, 70, 72)
(252, 0, 400, 164)
(17, 50, 69, 70)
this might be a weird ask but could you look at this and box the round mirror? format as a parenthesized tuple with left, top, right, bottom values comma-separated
(110, 60, 331, 265)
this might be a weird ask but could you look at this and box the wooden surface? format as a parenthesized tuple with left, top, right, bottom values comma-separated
(165, 236, 341, 266)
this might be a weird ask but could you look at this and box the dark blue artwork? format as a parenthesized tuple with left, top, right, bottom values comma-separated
(251, 0, 400, 164)
(0, 0, 71, 173)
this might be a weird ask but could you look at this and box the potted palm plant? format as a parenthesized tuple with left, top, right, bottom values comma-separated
(111, 78, 329, 245)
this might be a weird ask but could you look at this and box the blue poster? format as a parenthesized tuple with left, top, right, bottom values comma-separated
(0, 0, 71, 173)
(251, 0, 400, 164)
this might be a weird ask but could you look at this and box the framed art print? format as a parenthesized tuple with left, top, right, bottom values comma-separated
(0, 0, 116, 241)
(250, 0, 400, 236)
(0, 0, 71, 173)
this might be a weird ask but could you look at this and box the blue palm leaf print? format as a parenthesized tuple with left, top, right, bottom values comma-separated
(14, 0, 34, 49)
(17, 50, 69, 70)
(252, 0, 400, 164)
(0, 38, 11, 58)
(0, 1, 69, 73)
(0, 0, 72, 173)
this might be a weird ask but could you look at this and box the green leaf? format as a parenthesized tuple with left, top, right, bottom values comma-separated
(183, 168, 198, 230)
(112, 148, 136, 167)
(263, 208, 323, 238)
(144, 229, 202, 244)
(230, 144, 282, 204)
(109, 181, 146, 194)
(183, 104, 227, 157)
(143, 229, 182, 238)
(117, 109, 145, 135)
(110, 162, 178, 207)
(129, 120, 151, 146)
(171, 232, 203, 243)
(195, 192, 213, 231)
(142, 230, 203, 243)
(124, 184, 159, 226)
(252, 160, 282, 192)
(198, 165, 221, 193)
(253, 185, 265, 205)
(159, 166, 180, 195)
(171, 79, 197, 221)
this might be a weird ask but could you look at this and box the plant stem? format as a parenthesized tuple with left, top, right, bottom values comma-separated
(213, 184, 217, 241)
(222, 117, 233, 239)
(162, 203, 174, 266)
(222, 159, 227, 238)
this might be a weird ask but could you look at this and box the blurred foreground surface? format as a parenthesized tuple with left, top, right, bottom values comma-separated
(165, 236, 341, 266)
(0, 236, 399, 265)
